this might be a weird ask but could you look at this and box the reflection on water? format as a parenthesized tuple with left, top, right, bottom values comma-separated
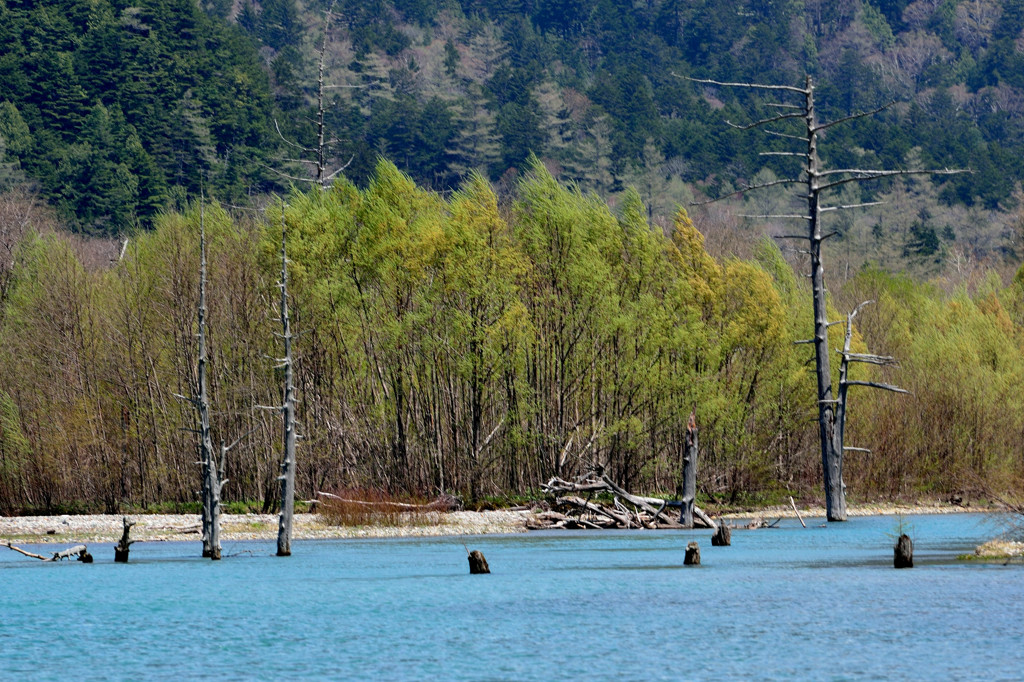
(1, 514, 1020, 680)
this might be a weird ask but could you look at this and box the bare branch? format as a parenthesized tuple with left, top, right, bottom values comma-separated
(764, 129, 805, 141)
(274, 120, 311, 152)
(727, 112, 804, 130)
(842, 380, 911, 394)
(813, 101, 896, 133)
(820, 201, 884, 212)
(741, 214, 811, 220)
(690, 177, 803, 206)
(683, 76, 807, 94)
(840, 352, 898, 366)
(843, 447, 872, 453)
(818, 168, 970, 191)
(774, 233, 812, 240)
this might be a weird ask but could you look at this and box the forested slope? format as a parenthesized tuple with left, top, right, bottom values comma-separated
(0, 0, 278, 233)
(2, 0, 1024, 273)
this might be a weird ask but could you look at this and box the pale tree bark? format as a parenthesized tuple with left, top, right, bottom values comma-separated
(270, 1, 353, 190)
(276, 219, 297, 557)
(688, 75, 963, 521)
(175, 199, 228, 559)
(196, 201, 217, 557)
(679, 410, 698, 528)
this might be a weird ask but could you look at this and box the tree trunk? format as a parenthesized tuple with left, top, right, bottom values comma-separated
(711, 523, 731, 546)
(684, 541, 700, 566)
(894, 534, 913, 568)
(802, 77, 847, 523)
(197, 201, 218, 554)
(114, 516, 135, 563)
(468, 550, 490, 574)
(277, 222, 297, 557)
(679, 410, 698, 528)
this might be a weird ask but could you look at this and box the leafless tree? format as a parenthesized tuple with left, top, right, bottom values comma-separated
(271, 1, 355, 190)
(273, 210, 297, 557)
(689, 75, 965, 521)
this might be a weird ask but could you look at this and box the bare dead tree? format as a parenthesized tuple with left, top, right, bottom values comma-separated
(688, 75, 965, 521)
(195, 200, 217, 557)
(174, 199, 233, 559)
(274, 211, 297, 557)
(270, 1, 355, 190)
(679, 410, 698, 528)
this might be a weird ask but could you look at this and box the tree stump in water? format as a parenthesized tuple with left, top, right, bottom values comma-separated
(468, 550, 490, 574)
(894, 533, 913, 568)
(711, 523, 731, 546)
(684, 541, 700, 566)
(114, 516, 136, 563)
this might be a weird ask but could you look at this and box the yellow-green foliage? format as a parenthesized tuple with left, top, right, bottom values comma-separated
(847, 269, 1024, 495)
(1, 165, 1021, 511)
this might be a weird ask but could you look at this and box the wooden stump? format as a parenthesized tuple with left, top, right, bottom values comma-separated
(468, 550, 490, 574)
(894, 533, 913, 569)
(78, 550, 93, 563)
(684, 541, 701, 566)
(711, 523, 731, 546)
(114, 516, 136, 563)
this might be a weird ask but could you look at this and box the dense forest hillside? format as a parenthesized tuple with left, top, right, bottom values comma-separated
(1, 0, 1024, 275)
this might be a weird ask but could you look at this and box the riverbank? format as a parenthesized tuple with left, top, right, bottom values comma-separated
(0, 510, 535, 544)
(0, 500, 1004, 545)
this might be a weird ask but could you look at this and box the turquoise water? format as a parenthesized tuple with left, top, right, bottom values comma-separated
(1, 514, 1021, 680)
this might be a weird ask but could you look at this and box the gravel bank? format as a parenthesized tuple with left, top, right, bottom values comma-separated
(0, 501, 993, 545)
(0, 510, 533, 544)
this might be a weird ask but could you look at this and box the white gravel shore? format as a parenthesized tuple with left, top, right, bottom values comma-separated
(0, 501, 994, 545)
(0, 510, 534, 544)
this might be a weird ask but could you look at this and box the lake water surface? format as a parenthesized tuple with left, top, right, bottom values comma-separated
(1, 513, 1021, 680)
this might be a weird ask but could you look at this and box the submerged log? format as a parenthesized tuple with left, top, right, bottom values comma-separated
(114, 516, 136, 563)
(684, 541, 701, 566)
(468, 550, 490, 574)
(894, 534, 913, 568)
(711, 523, 731, 546)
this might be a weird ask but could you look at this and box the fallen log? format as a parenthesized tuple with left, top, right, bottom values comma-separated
(541, 471, 715, 530)
(3, 541, 92, 562)
(557, 496, 633, 527)
(316, 491, 458, 511)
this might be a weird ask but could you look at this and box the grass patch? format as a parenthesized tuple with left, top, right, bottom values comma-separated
(318, 488, 452, 528)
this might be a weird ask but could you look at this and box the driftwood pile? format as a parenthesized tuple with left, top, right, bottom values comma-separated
(527, 472, 718, 531)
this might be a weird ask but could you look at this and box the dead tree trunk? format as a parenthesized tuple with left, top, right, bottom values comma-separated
(679, 410, 698, 528)
(684, 541, 701, 565)
(197, 201, 216, 557)
(894, 533, 913, 568)
(711, 523, 731, 546)
(468, 550, 490, 574)
(276, 219, 297, 557)
(688, 75, 964, 521)
(114, 516, 136, 563)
